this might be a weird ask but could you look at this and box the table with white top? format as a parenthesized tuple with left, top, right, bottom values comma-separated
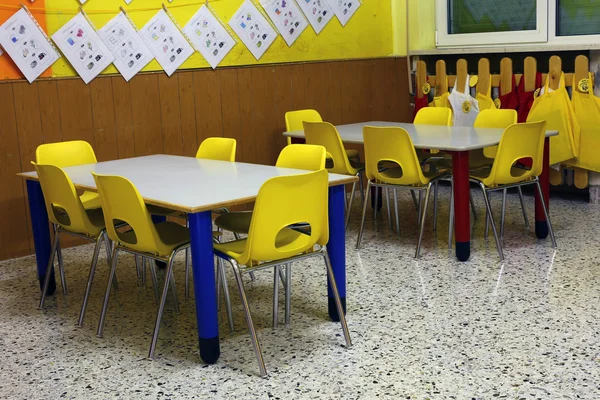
(19, 155, 357, 364)
(285, 121, 558, 262)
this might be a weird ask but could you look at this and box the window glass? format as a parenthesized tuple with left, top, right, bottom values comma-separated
(557, 0, 600, 36)
(448, 0, 537, 34)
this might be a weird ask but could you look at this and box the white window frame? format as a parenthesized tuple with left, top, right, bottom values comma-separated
(435, 0, 548, 48)
(548, 1, 600, 45)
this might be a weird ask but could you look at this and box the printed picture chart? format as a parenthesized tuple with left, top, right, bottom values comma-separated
(261, 0, 308, 46)
(0, 9, 60, 83)
(229, 0, 277, 61)
(296, 0, 335, 34)
(325, 0, 361, 26)
(99, 12, 153, 81)
(183, 6, 235, 69)
(52, 13, 115, 84)
(140, 9, 194, 76)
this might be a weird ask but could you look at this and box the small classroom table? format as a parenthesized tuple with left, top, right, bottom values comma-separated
(284, 121, 558, 262)
(19, 155, 357, 364)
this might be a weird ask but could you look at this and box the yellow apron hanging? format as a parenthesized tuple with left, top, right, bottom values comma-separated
(429, 76, 451, 108)
(570, 73, 600, 172)
(475, 77, 496, 111)
(527, 72, 580, 165)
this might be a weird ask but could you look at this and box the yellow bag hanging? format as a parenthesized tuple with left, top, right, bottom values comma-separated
(429, 76, 451, 108)
(527, 72, 580, 165)
(570, 73, 600, 172)
(475, 77, 496, 111)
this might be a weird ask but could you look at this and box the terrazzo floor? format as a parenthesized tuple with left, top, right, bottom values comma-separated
(1, 186, 599, 399)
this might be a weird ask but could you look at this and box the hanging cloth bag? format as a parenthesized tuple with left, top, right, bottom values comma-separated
(448, 74, 479, 126)
(517, 72, 543, 123)
(570, 73, 600, 172)
(482, 75, 519, 158)
(475, 76, 496, 111)
(526, 72, 580, 165)
(428, 76, 451, 109)
(413, 77, 430, 121)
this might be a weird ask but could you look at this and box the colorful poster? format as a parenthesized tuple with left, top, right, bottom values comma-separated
(229, 0, 277, 60)
(183, 6, 235, 69)
(261, 0, 308, 46)
(99, 12, 153, 81)
(325, 0, 361, 26)
(140, 9, 194, 76)
(0, 9, 60, 83)
(52, 13, 114, 84)
(296, 0, 334, 34)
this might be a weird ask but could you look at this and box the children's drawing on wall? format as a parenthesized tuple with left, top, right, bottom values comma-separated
(261, 0, 308, 46)
(326, 0, 361, 26)
(297, 0, 334, 34)
(229, 0, 277, 61)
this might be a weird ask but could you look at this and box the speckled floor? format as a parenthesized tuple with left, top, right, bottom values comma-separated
(1, 186, 599, 399)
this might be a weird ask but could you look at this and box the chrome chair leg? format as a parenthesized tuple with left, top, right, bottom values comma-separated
(97, 246, 120, 338)
(169, 267, 180, 314)
(149, 262, 160, 303)
(417, 191, 423, 226)
(410, 190, 419, 211)
(358, 172, 365, 211)
(77, 233, 104, 327)
(393, 188, 400, 235)
(285, 263, 291, 326)
(218, 257, 234, 333)
(433, 181, 439, 231)
(448, 179, 454, 249)
(500, 188, 508, 238)
(55, 234, 67, 295)
(534, 179, 558, 248)
(39, 232, 60, 309)
(356, 181, 372, 249)
(103, 237, 118, 290)
(469, 191, 478, 220)
(148, 254, 177, 360)
(141, 257, 147, 284)
(385, 187, 392, 231)
(485, 193, 492, 239)
(415, 183, 432, 258)
(216, 259, 223, 311)
(135, 255, 141, 279)
(231, 260, 267, 377)
(517, 186, 529, 228)
(479, 183, 504, 261)
(345, 180, 357, 229)
(373, 183, 379, 219)
(272, 265, 279, 329)
(323, 249, 352, 348)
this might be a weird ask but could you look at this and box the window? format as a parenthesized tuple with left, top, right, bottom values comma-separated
(436, 0, 600, 48)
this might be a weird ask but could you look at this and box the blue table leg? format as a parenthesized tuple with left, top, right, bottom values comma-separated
(188, 211, 220, 364)
(26, 180, 56, 295)
(327, 185, 346, 321)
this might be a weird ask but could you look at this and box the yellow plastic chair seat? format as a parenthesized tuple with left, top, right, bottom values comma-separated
(344, 149, 360, 160)
(436, 150, 492, 171)
(470, 166, 532, 188)
(214, 228, 311, 267)
(52, 206, 106, 237)
(116, 221, 190, 257)
(214, 211, 252, 235)
(80, 191, 102, 210)
(379, 167, 445, 185)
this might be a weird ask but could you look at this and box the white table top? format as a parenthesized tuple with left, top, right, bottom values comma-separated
(284, 121, 558, 151)
(19, 155, 356, 213)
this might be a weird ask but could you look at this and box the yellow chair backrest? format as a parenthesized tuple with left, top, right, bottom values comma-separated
(486, 121, 547, 186)
(196, 137, 237, 161)
(33, 163, 102, 236)
(276, 144, 326, 171)
(92, 173, 171, 256)
(363, 126, 428, 186)
(36, 140, 97, 167)
(285, 109, 322, 145)
(303, 121, 356, 175)
(413, 107, 453, 126)
(474, 109, 518, 158)
(237, 169, 329, 265)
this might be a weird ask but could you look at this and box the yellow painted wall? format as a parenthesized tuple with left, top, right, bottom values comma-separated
(407, 0, 436, 52)
(44, 0, 395, 77)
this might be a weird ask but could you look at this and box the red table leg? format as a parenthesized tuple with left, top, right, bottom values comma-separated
(452, 151, 471, 261)
(535, 137, 550, 239)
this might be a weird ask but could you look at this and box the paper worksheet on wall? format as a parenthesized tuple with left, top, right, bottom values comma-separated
(260, 0, 308, 46)
(99, 12, 153, 81)
(296, 0, 335, 34)
(0, 9, 60, 83)
(229, 0, 277, 61)
(52, 13, 115, 84)
(140, 9, 195, 76)
(325, 0, 361, 26)
(183, 5, 236, 69)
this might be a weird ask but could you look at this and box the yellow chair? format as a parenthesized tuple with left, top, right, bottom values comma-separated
(285, 109, 360, 161)
(303, 121, 364, 226)
(36, 141, 101, 210)
(356, 126, 448, 258)
(469, 121, 557, 260)
(33, 162, 111, 328)
(413, 107, 453, 126)
(92, 173, 233, 360)
(213, 169, 351, 377)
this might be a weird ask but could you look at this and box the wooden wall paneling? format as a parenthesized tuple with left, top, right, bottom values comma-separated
(237, 67, 258, 164)
(129, 74, 164, 156)
(37, 81, 63, 144)
(289, 63, 308, 111)
(270, 64, 294, 149)
(13, 82, 45, 255)
(303, 62, 337, 123)
(250, 66, 280, 165)
(158, 74, 184, 156)
(370, 58, 401, 122)
(0, 84, 30, 259)
(177, 71, 199, 157)
(111, 76, 135, 159)
(340, 60, 372, 123)
(396, 58, 412, 122)
(217, 69, 243, 161)
(89, 77, 119, 162)
(55, 80, 95, 146)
